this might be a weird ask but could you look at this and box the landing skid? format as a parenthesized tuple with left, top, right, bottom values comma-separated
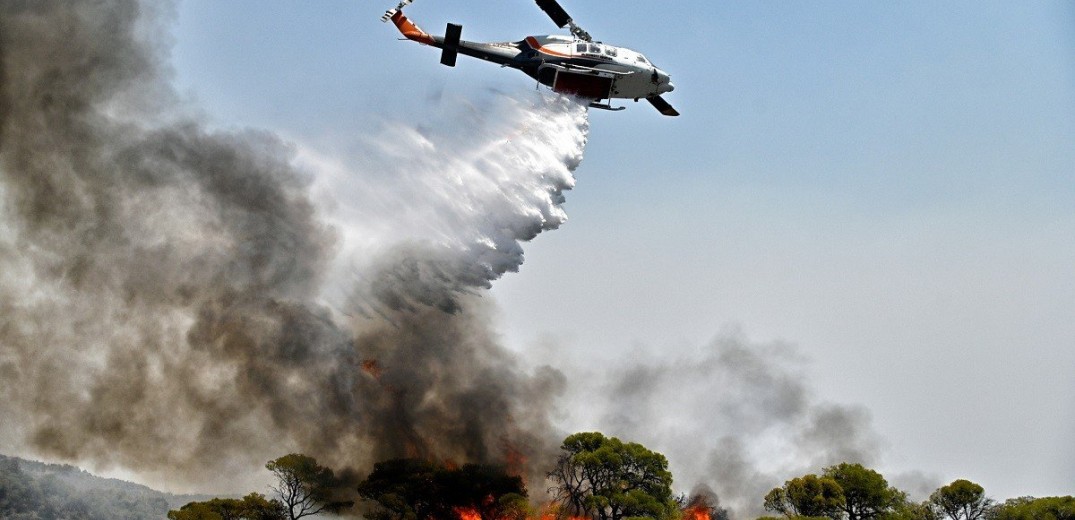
(588, 102, 625, 111)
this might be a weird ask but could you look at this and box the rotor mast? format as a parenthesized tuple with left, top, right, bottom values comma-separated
(535, 0, 592, 41)
(567, 21, 592, 42)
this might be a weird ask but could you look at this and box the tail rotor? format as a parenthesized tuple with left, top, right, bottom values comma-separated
(381, 0, 415, 22)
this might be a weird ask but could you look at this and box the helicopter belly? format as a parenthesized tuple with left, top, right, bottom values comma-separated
(608, 72, 658, 100)
(552, 70, 613, 99)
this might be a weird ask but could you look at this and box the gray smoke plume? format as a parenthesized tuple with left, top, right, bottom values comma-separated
(583, 332, 881, 518)
(0, 0, 584, 493)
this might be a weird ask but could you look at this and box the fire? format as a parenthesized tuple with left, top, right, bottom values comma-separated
(683, 505, 711, 520)
(455, 507, 482, 520)
(536, 503, 588, 520)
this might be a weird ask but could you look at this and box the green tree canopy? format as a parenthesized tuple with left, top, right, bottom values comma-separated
(822, 463, 905, 520)
(763, 474, 845, 519)
(928, 480, 993, 520)
(991, 496, 1075, 520)
(547, 432, 678, 520)
(267, 454, 353, 520)
(357, 458, 527, 520)
(883, 500, 940, 520)
(167, 493, 286, 520)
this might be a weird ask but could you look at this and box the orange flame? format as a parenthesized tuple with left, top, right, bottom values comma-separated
(683, 505, 711, 520)
(455, 507, 482, 520)
(536, 503, 589, 520)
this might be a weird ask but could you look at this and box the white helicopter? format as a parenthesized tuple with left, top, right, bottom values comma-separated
(381, 0, 679, 116)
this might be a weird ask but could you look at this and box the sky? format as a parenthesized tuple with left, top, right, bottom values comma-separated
(168, 0, 1074, 504)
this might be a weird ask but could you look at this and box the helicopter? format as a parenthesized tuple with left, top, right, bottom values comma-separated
(381, 0, 679, 116)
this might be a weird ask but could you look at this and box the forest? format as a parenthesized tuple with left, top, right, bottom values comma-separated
(0, 454, 212, 519)
(5, 432, 1070, 520)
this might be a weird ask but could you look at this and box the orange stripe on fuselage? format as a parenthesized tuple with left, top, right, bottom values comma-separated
(391, 11, 435, 45)
(525, 36, 573, 58)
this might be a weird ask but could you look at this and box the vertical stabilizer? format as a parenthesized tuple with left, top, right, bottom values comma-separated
(441, 23, 462, 67)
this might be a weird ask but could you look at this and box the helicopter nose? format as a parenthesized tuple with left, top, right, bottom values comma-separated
(654, 69, 674, 94)
(657, 78, 674, 94)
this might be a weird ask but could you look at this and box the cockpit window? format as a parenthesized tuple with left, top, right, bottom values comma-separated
(576, 43, 586, 53)
(636, 55, 649, 64)
(605, 47, 617, 57)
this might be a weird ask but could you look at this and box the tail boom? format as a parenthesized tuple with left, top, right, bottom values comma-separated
(388, 10, 434, 45)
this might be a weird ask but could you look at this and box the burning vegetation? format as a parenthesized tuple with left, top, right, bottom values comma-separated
(170, 432, 730, 520)
(169, 447, 1075, 520)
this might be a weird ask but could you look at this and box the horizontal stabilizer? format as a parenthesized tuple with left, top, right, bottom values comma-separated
(646, 95, 680, 117)
(441, 23, 461, 67)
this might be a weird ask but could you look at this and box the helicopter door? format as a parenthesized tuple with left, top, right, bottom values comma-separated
(552, 70, 613, 100)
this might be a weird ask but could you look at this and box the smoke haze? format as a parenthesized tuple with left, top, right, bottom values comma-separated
(575, 332, 885, 517)
(0, 0, 583, 492)
(0, 3, 907, 519)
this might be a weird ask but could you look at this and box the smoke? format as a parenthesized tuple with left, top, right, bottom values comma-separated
(1, 3, 904, 517)
(581, 331, 882, 518)
(0, 0, 583, 493)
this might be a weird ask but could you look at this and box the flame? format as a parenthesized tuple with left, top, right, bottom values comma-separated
(683, 505, 711, 520)
(455, 507, 482, 520)
(536, 503, 589, 520)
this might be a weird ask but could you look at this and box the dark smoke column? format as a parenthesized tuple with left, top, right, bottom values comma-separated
(0, 1, 582, 492)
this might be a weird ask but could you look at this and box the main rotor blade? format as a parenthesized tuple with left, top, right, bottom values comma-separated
(535, 0, 572, 28)
(646, 96, 680, 117)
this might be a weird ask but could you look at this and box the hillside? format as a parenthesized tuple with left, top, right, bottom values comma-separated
(0, 454, 214, 519)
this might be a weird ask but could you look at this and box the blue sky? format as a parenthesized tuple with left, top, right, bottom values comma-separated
(171, 0, 1074, 503)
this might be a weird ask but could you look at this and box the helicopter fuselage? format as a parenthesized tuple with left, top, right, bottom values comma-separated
(389, 11, 674, 106)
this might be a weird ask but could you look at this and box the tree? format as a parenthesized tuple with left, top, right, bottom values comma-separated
(928, 480, 993, 520)
(439, 463, 528, 520)
(547, 432, 678, 520)
(990, 496, 1075, 520)
(822, 463, 905, 520)
(167, 493, 287, 520)
(763, 474, 845, 519)
(357, 458, 438, 520)
(168, 501, 223, 520)
(267, 454, 353, 520)
(357, 458, 528, 520)
(238, 493, 291, 520)
(0, 458, 47, 519)
(883, 500, 940, 520)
